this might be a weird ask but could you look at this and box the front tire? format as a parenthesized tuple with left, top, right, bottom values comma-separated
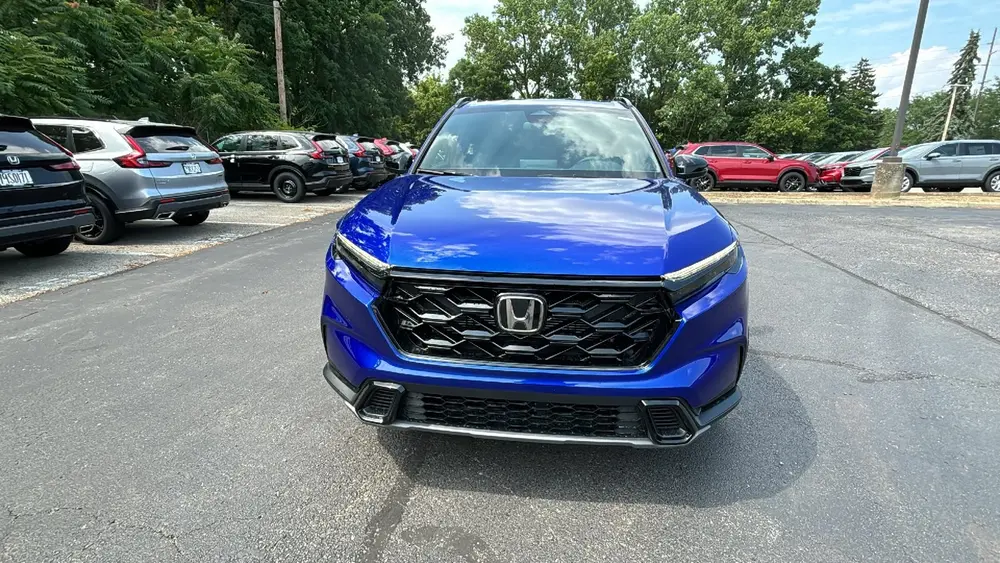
(76, 193, 124, 245)
(983, 171, 1000, 193)
(172, 210, 210, 226)
(15, 236, 73, 257)
(272, 172, 306, 203)
(691, 173, 715, 191)
(778, 171, 806, 192)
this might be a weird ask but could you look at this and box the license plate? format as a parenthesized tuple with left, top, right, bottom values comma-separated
(182, 162, 202, 174)
(337, 156, 344, 164)
(373, 156, 381, 162)
(0, 169, 33, 187)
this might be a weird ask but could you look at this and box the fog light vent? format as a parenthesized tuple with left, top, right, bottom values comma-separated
(358, 382, 403, 424)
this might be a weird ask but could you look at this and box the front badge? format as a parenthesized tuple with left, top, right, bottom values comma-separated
(496, 294, 546, 334)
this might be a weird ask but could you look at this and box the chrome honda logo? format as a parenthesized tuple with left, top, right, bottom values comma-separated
(496, 293, 546, 334)
(6, 156, 19, 165)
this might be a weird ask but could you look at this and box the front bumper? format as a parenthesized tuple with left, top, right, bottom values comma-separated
(320, 252, 749, 447)
(117, 190, 230, 222)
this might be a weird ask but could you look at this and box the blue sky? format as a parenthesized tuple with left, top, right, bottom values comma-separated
(423, 0, 1000, 108)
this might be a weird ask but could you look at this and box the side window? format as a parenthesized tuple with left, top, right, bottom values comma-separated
(279, 135, 301, 150)
(710, 145, 739, 157)
(213, 135, 242, 152)
(935, 143, 959, 157)
(35, 125, 69, 147)
(71, 127, 104, 153)
(740, 145, 771, 159)
(962, 142, 991, 156)
(693, 146, 711, 156)
(246, 134, 279, 152)
(992, 143, 1000, 155)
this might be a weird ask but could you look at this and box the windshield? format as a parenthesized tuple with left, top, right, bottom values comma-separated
(898, 143, 934, 158)
(418, 104, 664, 178)
(851, 147, 885, 162)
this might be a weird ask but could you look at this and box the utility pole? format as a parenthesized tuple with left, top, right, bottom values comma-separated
(273, 0, 288, 123)
(871, 0, 929, 199)
(972, 27, 997, 125)
(941, 84, 970, 141)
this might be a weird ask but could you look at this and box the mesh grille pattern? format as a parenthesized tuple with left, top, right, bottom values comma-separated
(645, 404, 689, 441)
(401, 392, 646, 438)
(378, 278, 676, 368)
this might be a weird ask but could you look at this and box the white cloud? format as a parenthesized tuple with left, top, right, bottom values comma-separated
(874, 45, 957, 108)
(425, 0, 497, 70)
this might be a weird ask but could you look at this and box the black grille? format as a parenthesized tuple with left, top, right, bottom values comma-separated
(644, 404, 690, 442)
(360, 387, 397, 419)
(401, 392, 646, 438)
(843, 166, 861, 177)
(377, 278, 676, 368)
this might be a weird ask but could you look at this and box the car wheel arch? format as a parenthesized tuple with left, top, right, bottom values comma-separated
(267, 165, 306, 187)
(778, 167, 808, 182)
(984, 165, 1000, 183)
(82, 175, 121, 210)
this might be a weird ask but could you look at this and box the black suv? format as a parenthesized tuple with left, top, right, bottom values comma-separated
(0, 116, 95, 257)
(211, 131, 353, 203)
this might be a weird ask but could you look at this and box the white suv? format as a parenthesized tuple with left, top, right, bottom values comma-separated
(841, 140, 1000, 193)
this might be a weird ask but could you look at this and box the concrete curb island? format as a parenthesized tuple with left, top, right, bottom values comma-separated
(702, 191, 1000, 209)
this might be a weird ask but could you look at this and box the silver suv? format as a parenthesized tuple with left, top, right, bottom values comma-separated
(32, 118, 230, 244)
(841, 140, 1000, 193)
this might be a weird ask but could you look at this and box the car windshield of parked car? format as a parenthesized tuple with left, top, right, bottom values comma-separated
(851, 147, 885, 162)
(898, 143, 935, 158)
(419, 104, 664, 178)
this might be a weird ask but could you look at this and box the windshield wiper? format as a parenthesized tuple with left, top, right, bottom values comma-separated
(416, 168, 470, 176)
(163, 145, 190, 151)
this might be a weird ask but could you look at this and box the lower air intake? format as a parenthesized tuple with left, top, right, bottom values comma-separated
(400, 391, 646, 438)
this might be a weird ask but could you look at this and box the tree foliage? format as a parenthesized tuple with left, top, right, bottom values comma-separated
(0, 0, 444, 141)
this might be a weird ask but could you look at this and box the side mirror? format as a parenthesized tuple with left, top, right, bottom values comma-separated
(673, 154, 709, 180)
(926, 152, 941, 160)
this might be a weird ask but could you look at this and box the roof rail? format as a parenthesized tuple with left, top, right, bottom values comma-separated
(615, 97, 633, 108)
(455, 97, 474, 108)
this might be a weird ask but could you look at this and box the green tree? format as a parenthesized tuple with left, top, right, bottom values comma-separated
(940, 30, 981, 139)
(0, 30, 94, 116)
(398, 74, 455, 143)
(557, 0, 637, 99)
(747, 94, 828, 152)
(461, 0, 571, 98)
(449, 57, 514, 100)
(970, 78, 1000, 139)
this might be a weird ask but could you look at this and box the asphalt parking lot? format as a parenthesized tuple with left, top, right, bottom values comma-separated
(1, 201, 999, 562)
(0, 193, 363, 306)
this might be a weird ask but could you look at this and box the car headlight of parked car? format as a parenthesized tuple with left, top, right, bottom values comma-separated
(661, 240, 741, 304)
(333, 233, 389, 290)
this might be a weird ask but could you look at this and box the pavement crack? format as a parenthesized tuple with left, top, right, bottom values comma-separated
(358, 435, 430, 563)
(754, 348, 999, 389)
(731, 219, 1000, 348)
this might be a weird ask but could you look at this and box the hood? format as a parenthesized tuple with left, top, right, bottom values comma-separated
(337, 175, 735, 278)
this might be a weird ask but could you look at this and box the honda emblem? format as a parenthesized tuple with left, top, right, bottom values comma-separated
(6, 155, 19, 165)
(495, 294, 546, 334)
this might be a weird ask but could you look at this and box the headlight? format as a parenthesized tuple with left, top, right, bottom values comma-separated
(333, 233, 389, 290)
(661, 240, 741, 304)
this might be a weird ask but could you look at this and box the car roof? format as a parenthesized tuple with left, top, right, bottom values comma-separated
(30, 116, 183, 128)
(459, 98, 627, 111)
(687, 141, 756, 146)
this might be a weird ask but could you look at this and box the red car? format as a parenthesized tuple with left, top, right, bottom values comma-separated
(815, 147, 892, 191)
(676, 142, 819, 191)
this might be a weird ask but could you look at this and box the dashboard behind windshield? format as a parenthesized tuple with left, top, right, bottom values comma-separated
(418, 105, 665, 179)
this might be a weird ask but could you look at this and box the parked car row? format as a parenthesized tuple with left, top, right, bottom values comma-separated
(2, 112, 424, 258)
(680, 139, 1000, 193)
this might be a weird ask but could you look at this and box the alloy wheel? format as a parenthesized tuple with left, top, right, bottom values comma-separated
(901, 175, 912, 192)
(991, 175, 1000, 192)
(78, 204, 105, 240)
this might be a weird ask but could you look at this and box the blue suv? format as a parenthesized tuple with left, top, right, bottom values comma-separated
(321, 98, 748, 447)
